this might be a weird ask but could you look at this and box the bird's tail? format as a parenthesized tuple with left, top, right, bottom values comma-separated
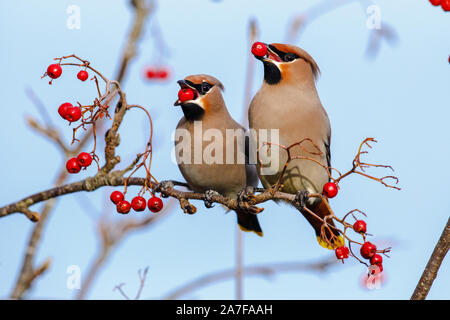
(300, 199, 344, 250)
(236, 209, 263, 237)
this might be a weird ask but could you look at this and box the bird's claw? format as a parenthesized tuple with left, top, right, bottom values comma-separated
(204, 190, 220, 208)
(237, 186, 263, 214)
(154, 180, 174, 198)
(294, 190, 310, 209)
(237, 186, 256, 206)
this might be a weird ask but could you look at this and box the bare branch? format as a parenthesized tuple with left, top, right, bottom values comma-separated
(9, 0, 154, 300)
(411, 218, 450, 300)
(163, 257, 337, 300)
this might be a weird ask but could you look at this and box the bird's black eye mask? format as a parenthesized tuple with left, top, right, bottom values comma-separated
(268, 45, 300, 63)
(184, 80, 214, 95)
(263, 46, 301, 85)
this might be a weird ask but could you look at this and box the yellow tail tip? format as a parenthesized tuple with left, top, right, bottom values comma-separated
(317, 235, 344, 250)
(238, 225, 264, 237)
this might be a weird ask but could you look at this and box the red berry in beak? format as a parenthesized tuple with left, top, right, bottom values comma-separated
(131, 196, 147, 212)
(65, 106, 82, 122)
(178, 88, 196, 103)
(117, 200, 131, 214)
(58, 102, 73, 119)
(442, 0, 450, 11)
(77, 70, 89, 81)
(429, 0, 441, 5)
(66, 158, 81, 174)
(77, 152, 92, 167)
(47, 64, 62, 79)
(322, 182, 338, 198)
(353, 220, 367, 233)
(251, 42, 268, 57)
(360, 241, 377, 259)
(148, 196, 163, 213)
(110, 191, 124, 204)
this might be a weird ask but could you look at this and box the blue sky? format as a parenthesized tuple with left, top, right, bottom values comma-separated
(0, 0, 449, 299)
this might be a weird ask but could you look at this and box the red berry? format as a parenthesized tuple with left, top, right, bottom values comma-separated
(335, 246, 349, 260)
(131, 196, 147, 212)
(47, 64, 62, 79)
(322, 182, 338, 198)
(117, 200, 131, 214)
(353, 220, 367, 233)
(442, 0, 450, 11)
(156, 69, 169, 79)
(178, 88, 196, 103)
(360, 241, 377, 259)
(77, 70, 89, 81)
(370, 254, 383, 266)
(430, 0, 441, 5)
(146, 69, 156, 79)
(58, 102, 73, 118)
(66, 158, 81, 174)
(148, 196, 163, 213)
(251, 42, 268, 57)
(369, 263, 383, 275)
(77, 152, 92, 167)
(110, 191, 124, 204)
(65, 106, 82, 122)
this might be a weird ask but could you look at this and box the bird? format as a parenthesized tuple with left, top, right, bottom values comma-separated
(248, 43, 343, 249)
(173, 74, 263, 236)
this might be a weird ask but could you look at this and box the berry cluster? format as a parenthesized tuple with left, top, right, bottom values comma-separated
(66, 152, 93, 174)
(45, 64, 91, 84)
(334, 217, 386, 273)
(43, 54, 159, 223)
(58, 102, 82, 122)
(110, 191, 164, 214)
(43, 55, 115, 178)
(321, 181, 387, 272)
(261, 138, 397, 277)
(321, 181, 386, 271)
(429, 0, 450, 11)
(177, 88, 197, 103)
(143, 66, 170, 81)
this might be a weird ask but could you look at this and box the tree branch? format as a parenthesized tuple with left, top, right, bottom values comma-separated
(162, 257, 337, 300)
(9, 0, 154, 300)
(76, 203, 171, 299)
(0, 173, 296, 221)
(411, 218, 450, 300)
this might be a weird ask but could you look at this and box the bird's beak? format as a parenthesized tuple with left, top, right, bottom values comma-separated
(254, 43, 283, 63)
(174, 80, 197, 106)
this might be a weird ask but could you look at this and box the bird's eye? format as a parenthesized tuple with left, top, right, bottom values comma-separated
(200, 82, 212, 94)
(283, 53, 297, 62)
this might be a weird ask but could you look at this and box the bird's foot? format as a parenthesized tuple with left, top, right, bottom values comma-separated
(237, 186, 256, 204)
(294, 190, 310, 210)
(154, 180, 174, 198)
(203, 190, 221, 208)
(237, 186, 263, 214)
